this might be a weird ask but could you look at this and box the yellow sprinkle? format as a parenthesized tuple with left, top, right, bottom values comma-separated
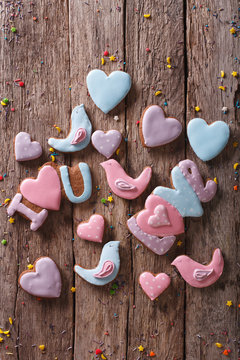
(0, 329, 3, 334)
(107, 196, 113, 203)
(167, 57, 171, 64)
(27, 264, 34, 270)
(6, 334, 10, 337)
(232, 71, 238, 77)
(220, 71, 225, 78)
(116, 148, 120, 156)
(0, 337, 3, 342)
(1, 101, 7, 106)
(177, 240, 183, 246)
(39, 344, 45, 351)
(219, 86, 225, 91)
(101, 355, 107, 360)
(167, 64, 171, 69)
(230, 27, 236, 34)
(51, 155, 55, 162)
(8, 217, 15, 224)
(70, 287, 76, 293)
(155, 90, 161, 96)
(215, 343, 223, 348)
(195, 106, 200, 112)
(233, 141, 238, 148)
(138, 345, 144, 352)
(49, 147, 54, 152)
(143, 14, 151, 18)
(4, 198, 11, 204)
(3, 330, 10, 335)
(109, 55, 116, 62)
(101, 57, 105, 65)
(54, 125, 61, 133)
(233, 163, 239, 170)
(226, 300, 233, 307)
(214, 177, 218, 184)
(9, 317, 13, 325)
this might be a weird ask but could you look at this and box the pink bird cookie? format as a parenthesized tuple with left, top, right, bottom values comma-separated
(139, 272, 171, 301)
(100, 159, 152, 200)
(77, 214, 104, 243)
(171, 248, 224, 288)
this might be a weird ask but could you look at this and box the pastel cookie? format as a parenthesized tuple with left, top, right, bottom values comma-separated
(171, 249, 224, 288)
(100, 159, 152, 200)
(48, 105, 92, 153)
(187, 118, 230, 161)
(140, 105, 182, 147)
(139, 272, 171, 301)
(77, 214, 104, 243)
(87, 70, 131, 114)
(74, 241, 120, 286)
(91, 130, 122, 158)
(19, 257, 62, 298)
(15, 132, 42, 161)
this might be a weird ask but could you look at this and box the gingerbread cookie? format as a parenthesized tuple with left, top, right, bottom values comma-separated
(91, 130, 122, 159)
(139, 272, 171, 301)
(127, 159, 217, 255)
(100, 159, 152, 200)
(77, 214, 104, 243)
(15, 132, 42, 161)
(7, 161, 92, 230)
(74, 241, 120, 286)
(171, 249, 224, 288)
(48, 105, 92, 153)
(139, 105, 182, 147)
(19, 257, 62, 298)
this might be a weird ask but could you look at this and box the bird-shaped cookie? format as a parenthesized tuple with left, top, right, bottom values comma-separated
(171, 248, 224, 288)
(74, 241, 120, 286)
(100, 159, 152, 200)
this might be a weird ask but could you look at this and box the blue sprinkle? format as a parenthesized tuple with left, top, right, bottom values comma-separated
(3, 173, 7, 178)
(124, 137, 128, 142)
(164, 101, 168, 106)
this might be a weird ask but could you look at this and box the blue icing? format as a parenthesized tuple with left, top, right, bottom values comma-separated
(86, 69, 131, 114)
(48, 104, 92, 153)
(60, 162, 92, 203)
(74, 241, 120, 286)
(187, 118, 230, 161)
(153, 166, 203, 217)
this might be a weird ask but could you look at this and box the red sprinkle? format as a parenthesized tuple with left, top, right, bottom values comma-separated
(104, 50, 109, 56)
(95, 349, 102, 355)
(0, 176, 3, 181)
(11, 108, 15, 112)
(146, 47, 150, 52)
(19, 81, 24, 87)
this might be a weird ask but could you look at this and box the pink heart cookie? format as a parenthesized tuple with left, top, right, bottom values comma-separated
(77, 214, 104, 243)
(91, 130, 122, 159)
(136, 195, 184, 236)
(20, 165, 61, 210)
(140, 105, 182, 147)
(139, 272, 171, 301)
(15, 132, 42, 161)
(19, 257, 62, 298)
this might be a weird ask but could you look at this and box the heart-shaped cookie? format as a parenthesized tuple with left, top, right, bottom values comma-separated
(77, 214, 104, 243)
(87, 70, 131, 114)
(15, 132, 42, 161)
(19, 257, 62, 298)
(20, 165, 61, 210)
(136, 195, 184, 236)
(91, 130, 122, 158)
(140, 105, 182, 147)
(187, 118, 230, 161)
(139, 272, 171, 301)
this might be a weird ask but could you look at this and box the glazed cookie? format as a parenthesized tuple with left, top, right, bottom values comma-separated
(19, 257, 62, 298)
(127, 159, 217, 255)
(91, 130, 122, 158)
(48, 105, 92, 153)
(171, 249, 224, 288)
(100, 159, 152, 200)
(7, 161, 92, 230)
(74, 241, 120, 286)
(15, 132, 42, 161)
(139, 272, 171, 301)
(77, 214, 104, 243)
(139, 105, 182, 147)
(87, 69, 131, 114)
(187, 118, 230, 161)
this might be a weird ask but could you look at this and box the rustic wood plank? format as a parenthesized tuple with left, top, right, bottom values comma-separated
(185, 1, 240, 359)
(69, 1, 130, 358)
(0, 1, 74, 359)
(125, 1, 186, 359)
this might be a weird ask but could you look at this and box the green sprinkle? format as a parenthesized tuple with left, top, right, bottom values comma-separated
(1, 239, 7, 245)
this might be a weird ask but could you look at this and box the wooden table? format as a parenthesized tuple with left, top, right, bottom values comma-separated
(0, 1, 239, 359)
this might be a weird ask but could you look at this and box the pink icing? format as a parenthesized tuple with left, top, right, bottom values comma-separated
(15, 132, 42, 161)
(93, 260, 115, 278)
(19, 257, 62, 298)
(100, 159, 152, 200)
(71, 128, 86, 144)
(141, 105, 182, 147)
(148, 204, 170, 227)
(20, 165, 61, 211)
(178, 159, 217, 202)
(127, 216, 176, 255)
(115, 178, 136, 191)
(171, 248, 224, 288)
(139, 272, 171, 301)
(91, 130, 122, 158)
(136, 195, 184, 236)
(77, 214, 104, 243)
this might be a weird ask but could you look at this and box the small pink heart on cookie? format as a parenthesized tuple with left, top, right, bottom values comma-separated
(77, 214, 104, 243)
(140, 105, 182, 147)
(20, 165, 61, 210)
(139, 272, 171, 301)
(15, 132, 42, 161)
(148, 204, 170, 227)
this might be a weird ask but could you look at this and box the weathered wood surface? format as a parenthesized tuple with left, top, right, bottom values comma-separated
(0, 0, 239, 359)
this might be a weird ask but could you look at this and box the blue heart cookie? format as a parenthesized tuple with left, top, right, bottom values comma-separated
(187, 118, 230, 161)
(87, 70, 131, 114)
